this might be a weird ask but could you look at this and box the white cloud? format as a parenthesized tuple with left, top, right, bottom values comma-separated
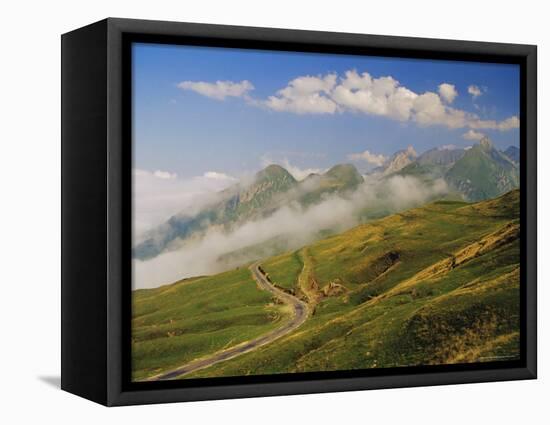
(264, 74, 338, 114)
(438, 144, 460, 150)
(462, 129, 486, 140)
(438, 83, 458, 103)
(133, 169, 236, 240)
(468, 85, 483, 99)
(181, 71, 518, 132)
(265, 71, 518, 131)
(135, 169, 177, 179)
(203, 171, 237, 181)
(469, 115, 520, 131)
(153, 170, 177, 179)
(413, 91, 449, 126)
(177, 80, 254, 100)
(347, 149, 388, 167)
(496, 116, 520, 131)
(331, 71, 418, 121)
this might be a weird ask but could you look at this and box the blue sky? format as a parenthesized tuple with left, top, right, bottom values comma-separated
(133, 42, 520, 179)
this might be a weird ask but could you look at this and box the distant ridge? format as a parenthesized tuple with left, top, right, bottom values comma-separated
(135, 139, 520, 262)
(388, 138, 519, 202)
(503, 145, 520, 164)
(134, 162, 364, 260)
(445, 137, 519, 201)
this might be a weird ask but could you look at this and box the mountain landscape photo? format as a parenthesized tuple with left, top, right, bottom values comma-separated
(131, 43, 521, 381)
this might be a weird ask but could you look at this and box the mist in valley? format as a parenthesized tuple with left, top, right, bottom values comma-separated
(133, 173, 448, 289)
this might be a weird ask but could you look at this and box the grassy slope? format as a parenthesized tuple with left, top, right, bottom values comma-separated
(132, 267, 290, 380)
(446, 145, 519, 201)
(261, 251, 303, 292)
(185, 189, 519, 378)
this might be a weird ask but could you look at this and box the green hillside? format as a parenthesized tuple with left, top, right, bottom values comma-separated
(394, 147, 465, 182)
(392, 140, 519, 203)
(445, 139, 519, 201)
(297, 163, 364, 206)
(132, 267, 291, 380)
(132, 189, 520, 380)
(235, 164, 297, 216)
(261, 251, 303, 292)
(185, 190, 520, 378)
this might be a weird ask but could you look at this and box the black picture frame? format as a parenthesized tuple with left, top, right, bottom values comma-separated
(61, 17, 537, 406)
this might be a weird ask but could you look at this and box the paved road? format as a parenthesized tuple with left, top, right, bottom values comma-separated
(149, 262, 309, 381)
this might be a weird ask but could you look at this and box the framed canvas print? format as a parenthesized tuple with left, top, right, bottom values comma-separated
(61, 18, 537, 406)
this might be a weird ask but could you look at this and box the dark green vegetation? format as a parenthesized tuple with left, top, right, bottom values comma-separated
(298, 164, 364, 206)
(261, 251, 303, 292)
(395, 147, 464, 182)
(445, 138, 519, 201)
(395, 138, 519, 202)
(132, 267, 291, 381)
(180, 189, 520, 378)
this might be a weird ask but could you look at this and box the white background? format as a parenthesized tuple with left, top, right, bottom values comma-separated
(0, 0, 547, 422)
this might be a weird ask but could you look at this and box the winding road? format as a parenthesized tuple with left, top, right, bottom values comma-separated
(148, 262, 309, 381)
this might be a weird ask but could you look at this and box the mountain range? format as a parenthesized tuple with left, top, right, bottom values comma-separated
(134, 163, 364, 260)
(134, 138, 519, 262)
(392, 138, 519, 201)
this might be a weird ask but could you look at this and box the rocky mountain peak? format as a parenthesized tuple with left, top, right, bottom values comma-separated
(384, 145, 418, 175)
(324, 163, 364, 187)
(255, 164, 296, 182)
(406, 145, 418, 157)
(480, 136, 494, 151)
(240, 164, 297, 203)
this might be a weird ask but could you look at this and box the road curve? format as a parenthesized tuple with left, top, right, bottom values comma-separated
(148, 262, 309, 381)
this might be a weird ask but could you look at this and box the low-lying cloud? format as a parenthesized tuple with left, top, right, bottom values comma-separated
(133, 175, 448, 289)
(133, 168, 237, 241)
